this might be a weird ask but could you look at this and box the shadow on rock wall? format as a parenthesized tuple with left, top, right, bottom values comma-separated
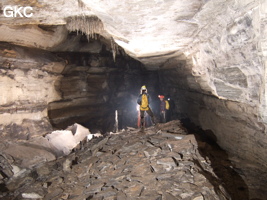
(181, 118, 250, 200)
(48, 48, 160, 133)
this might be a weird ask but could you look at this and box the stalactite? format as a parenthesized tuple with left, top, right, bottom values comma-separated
(77, 0, 86, 10)
(66, 14, 121, 62)
(110, 37, 119, 62)
(66, 15, 104, 41)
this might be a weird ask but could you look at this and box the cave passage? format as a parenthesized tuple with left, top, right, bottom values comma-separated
(43, 37, 259, 200)
(0, 26, 266, 200)
(47, 35, 162, 133)
(1, 0, 267, 199)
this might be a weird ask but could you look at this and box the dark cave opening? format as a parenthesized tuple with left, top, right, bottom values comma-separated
(47, 36, 163, 134)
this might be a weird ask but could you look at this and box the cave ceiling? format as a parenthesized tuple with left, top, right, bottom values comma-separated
(0, 0, 218, 69)
(0, 0, 261, 70)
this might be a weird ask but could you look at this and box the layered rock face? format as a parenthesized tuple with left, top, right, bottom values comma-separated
(0, 43, 63, 139)
(47, 48, 159, 132)
(0, 41, 160, 137)
(68, 0, 266, 170)
(158, 0, 267, 169)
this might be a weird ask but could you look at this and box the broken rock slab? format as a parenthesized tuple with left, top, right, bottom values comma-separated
(0, 123, 95, 191)
(3, 142, 56, 169)
(45, 130, 77, 156)
(66, 123, 90, 144)
(0, 121, 253, 200)
(45, 123, 93, 156)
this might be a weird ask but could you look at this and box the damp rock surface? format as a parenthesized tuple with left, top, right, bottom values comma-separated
(0, 120, 256, 200)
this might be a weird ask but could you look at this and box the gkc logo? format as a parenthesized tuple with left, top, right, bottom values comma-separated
(3, 6, 33, 18)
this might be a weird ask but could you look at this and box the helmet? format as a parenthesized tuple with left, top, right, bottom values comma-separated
(158, 95, 164, 99)
(140, 85, 147, 94)
(141, 85, 146, 90)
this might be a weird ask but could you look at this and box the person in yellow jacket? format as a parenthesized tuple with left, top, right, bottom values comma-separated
(137, 85, 155, 130)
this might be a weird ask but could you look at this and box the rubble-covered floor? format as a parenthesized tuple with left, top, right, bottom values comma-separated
(0, 121, 263, 200)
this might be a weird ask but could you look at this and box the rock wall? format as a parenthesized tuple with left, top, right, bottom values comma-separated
(47, 51, 150, 132)
(159, 0, 267, 168)
(0, 43, 64, 139)
(0, 41, 160, 139)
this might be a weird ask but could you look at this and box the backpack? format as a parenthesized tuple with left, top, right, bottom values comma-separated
(140, 94, 149, 111)
(165, 100, 169, 110)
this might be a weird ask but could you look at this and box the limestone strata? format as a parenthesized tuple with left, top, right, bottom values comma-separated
(0, 44, 64, 139)
(158, 0, 267, 170)
(47, 52, 158, 131)
(0, 41, 159, 138)
(159, 62, 267, 168)
(0, 25, 68, 50)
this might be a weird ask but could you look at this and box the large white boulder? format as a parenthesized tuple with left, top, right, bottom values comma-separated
(45, 123, 91, 156)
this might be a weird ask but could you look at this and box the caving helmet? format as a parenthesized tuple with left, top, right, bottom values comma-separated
(140, 85, 147, 94)
(158, 95, 164, 99)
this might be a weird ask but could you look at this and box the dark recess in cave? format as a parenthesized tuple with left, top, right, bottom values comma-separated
(48, 34, 161, 134)
(181, 118, 250, 200)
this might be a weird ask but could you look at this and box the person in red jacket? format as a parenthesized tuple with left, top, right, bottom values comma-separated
(158, 95, 167, 123)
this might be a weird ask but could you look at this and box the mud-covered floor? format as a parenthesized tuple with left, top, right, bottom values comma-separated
(0, 120, 266, 200)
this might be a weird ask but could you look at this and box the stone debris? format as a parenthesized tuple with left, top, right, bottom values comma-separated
(0, 154, 14, 179)
(66, 123, 91, 144)
(22, 192, 44, 199)
(3, 142, 56, 169)
(0, 123, 103, 189)
(45, 130, 77, 156)
(46, 123, 93, 156)
(0, 120, 237, 200)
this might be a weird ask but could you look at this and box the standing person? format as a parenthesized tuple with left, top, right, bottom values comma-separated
(137, 85, 155, 130)
(158, 95, 166, 123)
(166, 95, 174, 121)
(158, 95, 169, 123)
